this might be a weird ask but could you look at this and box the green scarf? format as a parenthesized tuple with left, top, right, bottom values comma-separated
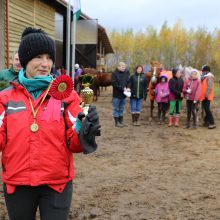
(19, 69, 53, 100)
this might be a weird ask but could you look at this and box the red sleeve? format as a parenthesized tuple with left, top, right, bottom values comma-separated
(64, 91, 84, 153)
(66, 127, 83, 153)
(183, 80, 187, 94)
(194, 80, 202, 101)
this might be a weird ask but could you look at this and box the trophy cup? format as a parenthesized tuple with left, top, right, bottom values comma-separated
(80, 74, 95, 115)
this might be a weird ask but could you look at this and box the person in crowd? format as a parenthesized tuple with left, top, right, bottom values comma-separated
(60, 66, 66, 75)
(53, 66, 61, 78)
(183, 70, 201, 129)
(168, 68, 184, 127)
(129, 65, 147, 126)
(112, 62, 130, 127)
(74, 63, 82, 93)
(0, 27, 100, 220)
(200, 65, 216, 129)
(0, 50, 22, 90)
(155, 74, 169, 125)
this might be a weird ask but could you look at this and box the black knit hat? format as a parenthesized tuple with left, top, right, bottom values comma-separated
(18, 27, 55, 68)
(172, 67, 179, 77)
(201, 65, 211, 72)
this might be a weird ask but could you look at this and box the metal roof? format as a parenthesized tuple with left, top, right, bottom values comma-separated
(80, 12, 114, 54)
(97, 25, 114, 54)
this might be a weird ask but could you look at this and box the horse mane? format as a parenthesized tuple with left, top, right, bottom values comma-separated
(181, 66, 201, 81)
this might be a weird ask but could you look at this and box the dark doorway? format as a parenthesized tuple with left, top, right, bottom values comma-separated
(76, 44, 97, 68)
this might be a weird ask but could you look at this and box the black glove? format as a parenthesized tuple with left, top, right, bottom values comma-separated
(78, 105, 101, 154)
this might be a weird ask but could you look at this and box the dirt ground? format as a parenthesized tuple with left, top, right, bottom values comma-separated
(1, 87, 220, 220)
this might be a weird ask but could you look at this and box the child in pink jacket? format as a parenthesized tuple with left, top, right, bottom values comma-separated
(183, 70, 201, 128)
(155, 74, 170, 124)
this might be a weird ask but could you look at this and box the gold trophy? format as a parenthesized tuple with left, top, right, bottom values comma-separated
(80, 74, 95, 115)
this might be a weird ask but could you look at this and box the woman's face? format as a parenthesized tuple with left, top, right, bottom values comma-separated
(118, 64, 126, 72)
(12, 53, 22, 72)
(191, 72, 197, 79)
(176, 71, 181, 78)
(136, 67, 143, 74)
(25, 54, 53, 78)
(161, 77, 166, 83)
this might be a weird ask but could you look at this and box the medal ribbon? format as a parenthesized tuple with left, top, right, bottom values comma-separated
(28, 83, 52, 130)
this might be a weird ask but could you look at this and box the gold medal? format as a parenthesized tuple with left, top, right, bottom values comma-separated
(30, 123, 39, 132)
(28, 83, 52, 133)
(58, 82, 67, 92)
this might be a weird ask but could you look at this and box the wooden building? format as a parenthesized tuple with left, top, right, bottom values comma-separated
(0, 0, 113, 72)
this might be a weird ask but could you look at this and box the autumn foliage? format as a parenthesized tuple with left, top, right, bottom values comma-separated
(108, 20, 220, 77)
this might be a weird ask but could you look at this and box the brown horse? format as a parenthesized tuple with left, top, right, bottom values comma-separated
(82, 68, 112, 87)
(96, 72, 112, 92)
(91, 72, 112, 99)
(145, 61, 162, 121)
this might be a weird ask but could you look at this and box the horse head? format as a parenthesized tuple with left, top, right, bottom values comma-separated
(145, 60, 161, 84)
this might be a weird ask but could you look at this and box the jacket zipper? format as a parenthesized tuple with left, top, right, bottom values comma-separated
(137, 74, 140, 98)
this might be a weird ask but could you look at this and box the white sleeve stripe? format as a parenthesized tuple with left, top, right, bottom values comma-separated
(0, 111, 5, 127)
(68, 110, 76, 125)
(7, 107, 26, 110)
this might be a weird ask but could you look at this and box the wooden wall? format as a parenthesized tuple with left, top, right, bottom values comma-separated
(0, 0, 5, 69)
(7, 0, 55, 66)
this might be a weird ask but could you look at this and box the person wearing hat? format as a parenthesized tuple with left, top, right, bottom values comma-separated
(200, 65, 216, 129)
(155, 74, 170, 125)
(168, 68, 184, 127)
(0, 27, 100, 220)
(0, 50, 22, 91)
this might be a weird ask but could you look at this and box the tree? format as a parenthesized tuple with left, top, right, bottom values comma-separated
(108, 21, 220, 77)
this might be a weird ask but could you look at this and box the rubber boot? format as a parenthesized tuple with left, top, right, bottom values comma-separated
(161, 112, 166, 125)
(175, 116, 180, 127)
(192, 118, 197, 129)
(158, 117, 162, 125)
(136, 113, 140, 126)
(192, 123, 197, 129)
(168, 116, 173, 127)
(184, 121, 190, 129)
(114, 117, 123, 128)
(119, 116, 127, 127)
(132, 114, 136, 126)
(133, 114, 138, 126)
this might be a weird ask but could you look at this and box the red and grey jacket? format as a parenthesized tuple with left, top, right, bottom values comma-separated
(183, 77, 201, 101)
(0, 82, 83, 194)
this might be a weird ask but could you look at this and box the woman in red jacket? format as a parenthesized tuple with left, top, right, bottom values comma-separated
(0, 27, 100, 220)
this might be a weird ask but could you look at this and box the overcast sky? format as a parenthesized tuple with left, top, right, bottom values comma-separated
(80, 0, 220, 32)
